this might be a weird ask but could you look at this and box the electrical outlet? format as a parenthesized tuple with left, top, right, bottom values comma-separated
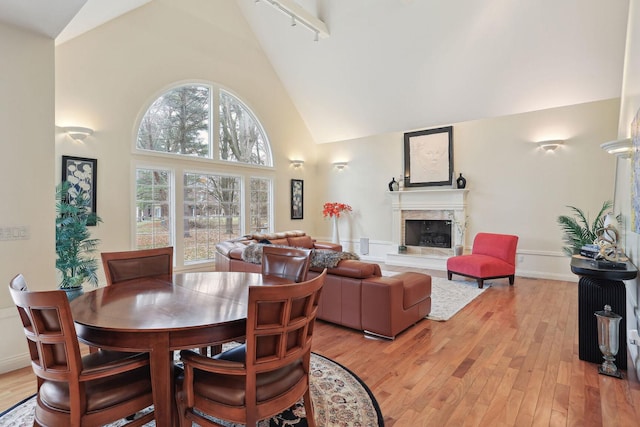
(517, 255, 524, 263)
(0, 226, 30, 241)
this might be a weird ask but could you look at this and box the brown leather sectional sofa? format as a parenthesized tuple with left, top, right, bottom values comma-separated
(215, 230, 432, 339)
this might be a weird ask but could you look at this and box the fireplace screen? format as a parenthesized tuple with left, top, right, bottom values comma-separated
(405, 219, 452, 248)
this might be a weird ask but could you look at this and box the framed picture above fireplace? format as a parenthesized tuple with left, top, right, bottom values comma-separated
(403, 126, 453, 187)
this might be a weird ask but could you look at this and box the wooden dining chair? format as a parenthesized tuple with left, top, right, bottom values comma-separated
(101, 246, 173, 285)
(9, 273, 28, 291)
(261, 245, 312, 283)
(8, 275, 155, 427)
(176, 269, 327, 427)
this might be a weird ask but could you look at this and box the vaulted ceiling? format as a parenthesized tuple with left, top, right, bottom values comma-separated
(0, 0, 630, 143)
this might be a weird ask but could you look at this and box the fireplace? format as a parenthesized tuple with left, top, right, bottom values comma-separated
(388, 188, 468, 262)
(405, 219, 452, 248)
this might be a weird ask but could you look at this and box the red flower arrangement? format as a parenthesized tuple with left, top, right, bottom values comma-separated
(322, 202, 352, 218)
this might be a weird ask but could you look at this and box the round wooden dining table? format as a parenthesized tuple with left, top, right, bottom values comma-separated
(70, 271, 290, 427)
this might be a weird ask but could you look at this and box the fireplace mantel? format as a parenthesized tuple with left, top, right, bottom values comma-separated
(388, 188, 468, 265)
(389, 188, 468, 211)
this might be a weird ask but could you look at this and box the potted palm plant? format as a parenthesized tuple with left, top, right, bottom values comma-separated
(55, 182, 102, 299)
(557, 200, 611, 256)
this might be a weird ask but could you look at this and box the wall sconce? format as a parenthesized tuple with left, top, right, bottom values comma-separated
(600, 138, 632, 158)
(290, 159, 304, 168)
(537, 140, 564, 151)
(62, 126, 94, 141)
(333, 162, 348, 170)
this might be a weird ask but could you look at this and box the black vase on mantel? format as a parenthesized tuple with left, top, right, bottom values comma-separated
(456, 173, 467, 189)
(388, 177, 399, 191)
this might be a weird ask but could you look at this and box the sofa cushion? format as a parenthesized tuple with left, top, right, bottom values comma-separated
(269, 238, 290, 246)
(287, 235, 315, 249)
(250, 230, 306, 241)
(312, 259, 381, 279)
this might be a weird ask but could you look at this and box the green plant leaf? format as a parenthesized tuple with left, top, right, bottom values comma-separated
(557, 201, 612, 256)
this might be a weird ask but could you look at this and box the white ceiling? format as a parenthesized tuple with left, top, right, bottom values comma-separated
(239, 0, 630, 143)
(0, 0, 631, 144)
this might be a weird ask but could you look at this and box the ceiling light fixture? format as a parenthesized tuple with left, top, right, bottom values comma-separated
(600, 137, 632, 158)
(290, 159, 304, 168)
(62, 126, 94, 141)
(333, 162, 348, 170)
(257, 0, 330, 41)
(537, 140, 564, 151)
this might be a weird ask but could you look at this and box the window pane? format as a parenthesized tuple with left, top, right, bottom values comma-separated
(249, 178, 270, 233)
(184, 172, 241, 263)
(136, 169, 172, 248)
(137, 85, 210, 157)
(219, 90, 271, 166)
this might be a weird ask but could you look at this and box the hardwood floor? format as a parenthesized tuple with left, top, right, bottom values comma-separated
(311, 268, 640, 427)
(1, 268, 639, 426)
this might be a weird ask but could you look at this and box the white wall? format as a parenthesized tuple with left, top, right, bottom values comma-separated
(314, 99, 619, 281)
(0, 23, 55, 372)
(614, 0, 640, 377)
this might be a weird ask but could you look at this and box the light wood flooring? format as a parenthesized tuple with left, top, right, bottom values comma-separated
(1, 267, 639, 426)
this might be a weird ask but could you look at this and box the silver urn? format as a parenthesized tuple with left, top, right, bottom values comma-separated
(594, 305, 623, 379)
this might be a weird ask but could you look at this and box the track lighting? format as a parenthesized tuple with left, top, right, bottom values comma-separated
(257, 0, 329, 41)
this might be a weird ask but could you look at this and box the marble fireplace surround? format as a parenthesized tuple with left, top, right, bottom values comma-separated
(387, 188, 468, 268)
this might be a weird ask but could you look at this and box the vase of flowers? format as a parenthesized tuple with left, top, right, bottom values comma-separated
(323, 202, 352, 244)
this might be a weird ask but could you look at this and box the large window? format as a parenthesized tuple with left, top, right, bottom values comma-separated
(136, 168, 172, 249)
(135, 83, 273, 267)
(249, 177, 271, 234)
(183, 173, 241, 262)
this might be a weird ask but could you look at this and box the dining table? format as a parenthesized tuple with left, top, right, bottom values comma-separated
(70, 271, 290, 427)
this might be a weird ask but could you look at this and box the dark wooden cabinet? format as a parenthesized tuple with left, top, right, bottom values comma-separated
(570, 256, 637, 370)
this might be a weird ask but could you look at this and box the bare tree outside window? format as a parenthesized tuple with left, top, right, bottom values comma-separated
(183, 173, 241, 262)
(137, 86, 210, 157)
(250, 178, 270, 233)
(219, 90, 271, 166)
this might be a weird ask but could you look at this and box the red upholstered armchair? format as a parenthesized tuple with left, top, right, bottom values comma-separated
(447, 232, 519, 289)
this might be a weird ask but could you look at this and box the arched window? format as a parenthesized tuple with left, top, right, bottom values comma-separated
(135, 83, 273, 267)
(137, 85, 272, 166)
(219, 90, 271, 165)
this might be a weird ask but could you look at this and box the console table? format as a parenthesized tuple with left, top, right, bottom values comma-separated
(570, 256, 637, 370)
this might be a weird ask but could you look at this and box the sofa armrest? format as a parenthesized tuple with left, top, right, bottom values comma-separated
(215, 241, 247, 256)
(313, 242, 342, 251)
(361, 272, 431, 338)
(360, 276, 405, 336)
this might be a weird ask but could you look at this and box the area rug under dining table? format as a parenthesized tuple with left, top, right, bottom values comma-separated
(0, 352, 383, 427)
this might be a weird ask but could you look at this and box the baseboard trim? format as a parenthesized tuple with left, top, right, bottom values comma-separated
(0, 353, 30, 374)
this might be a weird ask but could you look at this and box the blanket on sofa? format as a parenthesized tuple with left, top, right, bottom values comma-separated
(241, 243, 359, 268)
